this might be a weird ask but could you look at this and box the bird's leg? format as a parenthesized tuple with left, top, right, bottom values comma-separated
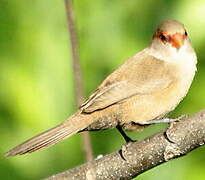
(116, 125, 135, 143)
(138, 115, 187, 125)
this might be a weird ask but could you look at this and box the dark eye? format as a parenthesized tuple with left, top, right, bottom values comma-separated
(185, 31, 188, 36)
(159, 34, 168, 42)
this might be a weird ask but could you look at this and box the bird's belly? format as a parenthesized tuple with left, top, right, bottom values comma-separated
(121, 79, 192, 125)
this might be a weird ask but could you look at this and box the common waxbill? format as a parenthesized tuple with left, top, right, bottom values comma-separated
(5, 19, 197, 156)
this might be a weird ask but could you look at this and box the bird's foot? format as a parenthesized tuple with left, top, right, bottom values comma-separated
(139, 115, 187, 125)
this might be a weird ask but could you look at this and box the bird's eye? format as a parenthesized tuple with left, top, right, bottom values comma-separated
(159, 34, 168, 42)
(185, 31, 188, 36)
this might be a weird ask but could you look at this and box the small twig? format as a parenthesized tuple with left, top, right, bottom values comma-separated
(64, 0, 93, 161)
(45, 109, 205, 180)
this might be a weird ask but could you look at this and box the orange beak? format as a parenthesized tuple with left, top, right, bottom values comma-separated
(170, 33, 185, 49)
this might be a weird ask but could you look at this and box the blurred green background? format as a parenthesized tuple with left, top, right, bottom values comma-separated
(1, 0, 205, 179)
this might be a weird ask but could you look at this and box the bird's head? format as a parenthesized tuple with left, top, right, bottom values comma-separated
(148, 20, 196, 65)
(153, 20, 188, 50)
(152, 20, 188, 50)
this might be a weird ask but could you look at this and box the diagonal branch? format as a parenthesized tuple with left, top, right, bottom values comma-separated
(64, 0, 93, 161)
(45, 109, 205, 180)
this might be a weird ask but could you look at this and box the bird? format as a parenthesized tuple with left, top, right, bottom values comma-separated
(5, 19, 197, 157)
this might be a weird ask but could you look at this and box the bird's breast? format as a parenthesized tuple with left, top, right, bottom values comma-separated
(121, 64, 196, 125)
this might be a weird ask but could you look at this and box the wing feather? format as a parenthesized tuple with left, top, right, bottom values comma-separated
(81, 52, 174, 113)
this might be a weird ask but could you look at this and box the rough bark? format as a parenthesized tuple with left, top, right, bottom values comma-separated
(45, 109, 205, 180)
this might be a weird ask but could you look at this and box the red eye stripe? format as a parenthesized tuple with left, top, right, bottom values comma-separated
(154, 32, 170, 43)
(154, 32, 186, 48)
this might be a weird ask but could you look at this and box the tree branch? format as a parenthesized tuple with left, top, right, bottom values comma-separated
(64, 0, 93, 161)
(45, 109, 205, 180)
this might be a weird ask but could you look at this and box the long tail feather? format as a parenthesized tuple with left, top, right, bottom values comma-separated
(4, 113, 91, 156)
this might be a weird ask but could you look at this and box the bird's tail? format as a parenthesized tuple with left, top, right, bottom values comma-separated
(4, 112, 92, 157)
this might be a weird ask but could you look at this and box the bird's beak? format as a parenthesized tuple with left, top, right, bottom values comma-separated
(171, 33, 185, 49)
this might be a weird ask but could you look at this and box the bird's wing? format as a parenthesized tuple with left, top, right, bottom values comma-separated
(80, 52, 175, 113)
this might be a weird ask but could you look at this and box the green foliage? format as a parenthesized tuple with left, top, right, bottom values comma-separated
(1, 0, 205, 179)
